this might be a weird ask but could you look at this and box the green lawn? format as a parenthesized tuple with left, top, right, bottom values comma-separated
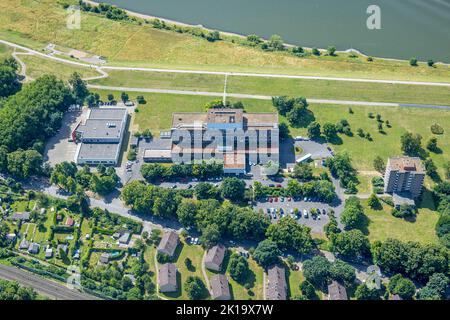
(359, 198, 439, 245)
(160, 242, 208, 300)
(0, 43, 12, 60)
(91, 70, 226, 92)
(287, 268, 304, 298)
(227, 76, 450, 106)
(90, 69, 450, 106)
(1, 0, 449, 82)
(19, 54, 101, 81)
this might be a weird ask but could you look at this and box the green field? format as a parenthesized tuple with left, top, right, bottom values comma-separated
(19, 55, 101, 80)
(0, 43, 12, 60)
(89, 69, 450, 106)
(91, 70, 226, 92)
(359, 197, 439, 245)
(1, 0, 449, 82)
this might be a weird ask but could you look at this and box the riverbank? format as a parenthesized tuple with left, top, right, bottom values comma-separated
(84, 0, 450, 65)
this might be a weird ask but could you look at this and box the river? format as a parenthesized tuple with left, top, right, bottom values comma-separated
(100, 0, 450, 62)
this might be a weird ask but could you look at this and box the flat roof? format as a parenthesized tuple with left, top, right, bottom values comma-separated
(388, 157, 425, 174)
(88, 107, 127, 120)
(207, 109, 244, 124)
(77, 143, 120, 161)
(78, 119, 123, 139)
(144, 149, 172, 159)
(171, 111, 278, 129)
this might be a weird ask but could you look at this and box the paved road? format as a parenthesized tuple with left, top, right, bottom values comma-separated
(0, 264, 99, 300)
(1, 38, 450, 87)
(87, 84, 450, 110)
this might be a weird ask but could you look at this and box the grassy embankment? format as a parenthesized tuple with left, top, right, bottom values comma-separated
(0, 0, 449, 81)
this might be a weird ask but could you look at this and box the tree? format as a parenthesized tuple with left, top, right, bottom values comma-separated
(292, 163, 313, 181)
(354, 283, 381, 300)
(373, 156, 385, 173)
(424, 158, 438, 179)
(322, 123, 337, 141)
(327, 46, 336, 56)
(307, 121, 321, 139)
(325, 152, 358, 191)
(220, 177, 245, 202)
(184, 276, 207, 300)
(252, 239, 281, 267)
(312, 48, 320, 56)
(401, 132, 422, 156)
(426, 137, 439, 153)
(340, 197, 364, 229)
(444, 161, 450, 180)
(120, 92, 129, 103)
(367, 193, 382, 210)
(228, 253, 249, 283)
(176, 199, 197, 228)
(331, 229, 371, 260)
(194, 182, 218, 200)
(68, 72, 89, 104)
(427, 59, 434, 67)
(107, 93, 114, 102)
(267, 34, 284, 51)
(300, 281, 317, 300)
(0, 64, 21, 98)
(200, 224, 221, 247)
(417, 273, 449, 300)
(324, 212, 340, 239)
(409, 58, 418, 66)
(0, 279, 37, 300)
(388, 274, 416, 300)
(246, 34, 262, 46)
(266, 217, 313, 254)
(206, 30, 220, 42)
(329, 260, 356, 287)
(303, 256, 331, 289)
(7, 149, 43, 179)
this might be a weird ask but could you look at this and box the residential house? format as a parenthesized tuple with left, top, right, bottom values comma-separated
(204, 244, 226, 272)
(157, 231, 180, 258)
(328, 281, 348, 300)
(158, 263, 178, 293)
(210, 274, 231, 300)
(266, 265, 287, 300)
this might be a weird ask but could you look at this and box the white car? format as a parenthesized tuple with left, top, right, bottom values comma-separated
(303, 209, 309, 218)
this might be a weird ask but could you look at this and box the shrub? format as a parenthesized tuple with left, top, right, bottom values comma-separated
(430, 123, 444, 135)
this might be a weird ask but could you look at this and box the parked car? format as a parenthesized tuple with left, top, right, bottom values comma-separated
(303, 209, 308, 218)
(322, 209, 327, 215)
(269, 184, 275, 188)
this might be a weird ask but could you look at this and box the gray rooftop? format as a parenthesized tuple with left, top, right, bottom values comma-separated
(157, 231, 180, 257)
(204, 244, 226, 270)
(266, 265, 287, 300)
(78, 119, 123, 140)
(210, 274, 231, 300)
(77, 143, 120, 161)
(158, 263, 178, 288)
(88, 108, 127, 120)
(328, 281, 348, 300)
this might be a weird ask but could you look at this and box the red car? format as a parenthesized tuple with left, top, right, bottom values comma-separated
(269, 197, 273, 203)
(276, 184, 282, 188)
(288, 197, 292, 202)
(274, 197, 279, 202)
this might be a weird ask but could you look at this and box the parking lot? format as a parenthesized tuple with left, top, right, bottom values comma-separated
(44, 107, 86, 166)
(254, 196, 341, 233)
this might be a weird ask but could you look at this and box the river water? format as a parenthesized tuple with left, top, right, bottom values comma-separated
(101, 0, 450, 62)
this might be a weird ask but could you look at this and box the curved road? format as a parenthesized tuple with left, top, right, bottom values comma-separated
(0, 264, 99, 300)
